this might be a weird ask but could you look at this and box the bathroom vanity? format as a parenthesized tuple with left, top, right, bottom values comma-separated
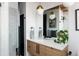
(27, 39, 68, 56)
(27, 4, 68, 56)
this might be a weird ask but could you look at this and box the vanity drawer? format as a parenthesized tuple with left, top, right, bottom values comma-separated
(27, 40, 40, 56)
(39, 44, 68, 56)
(27, 40, 37, 55)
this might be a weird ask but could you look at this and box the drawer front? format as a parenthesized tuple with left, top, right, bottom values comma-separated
(39, 45, 47, 56)
(27, 40, 37, 55)
(39, 44, 67, 56)
(45, 47, 63, 56)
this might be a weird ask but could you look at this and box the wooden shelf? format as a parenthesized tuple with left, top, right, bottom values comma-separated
(44, 4, 68, 12)
(59, 4, 68, 12)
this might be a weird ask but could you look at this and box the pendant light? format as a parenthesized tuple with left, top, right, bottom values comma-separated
(36, 2, 44, 15)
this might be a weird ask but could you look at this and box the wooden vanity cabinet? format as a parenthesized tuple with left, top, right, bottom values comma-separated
(27, 40, 68, 56)
(27, 40, 40, 56)
(39, 45, 68, 56)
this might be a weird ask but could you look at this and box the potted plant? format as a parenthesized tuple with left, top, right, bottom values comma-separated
(54, 30, 68, 44)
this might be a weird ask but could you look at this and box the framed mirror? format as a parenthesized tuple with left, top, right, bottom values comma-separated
(75, 9, 79, 31)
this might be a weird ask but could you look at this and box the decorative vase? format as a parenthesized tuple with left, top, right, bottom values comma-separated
(38, 27, 42, 39)
(30, 27, 34, 39)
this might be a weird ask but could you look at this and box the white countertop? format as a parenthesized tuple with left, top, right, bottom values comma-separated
(27, 39, 68, 51)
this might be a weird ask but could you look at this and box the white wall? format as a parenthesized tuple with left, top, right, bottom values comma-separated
(0, 3, 1, 55)
(26, 2, 39, 39)
(0, 2, 19, 56)
(26, 2, 39, 55)
(9, 2, 19, 56)
(68, 2, 79, 56)
(0, 2, 9, 56)
(63, 12, 69, 30)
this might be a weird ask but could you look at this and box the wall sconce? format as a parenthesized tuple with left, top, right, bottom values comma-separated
(36, 3, 44, 15)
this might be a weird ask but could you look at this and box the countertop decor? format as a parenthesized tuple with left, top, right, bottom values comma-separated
(54, 30, 68, 44)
